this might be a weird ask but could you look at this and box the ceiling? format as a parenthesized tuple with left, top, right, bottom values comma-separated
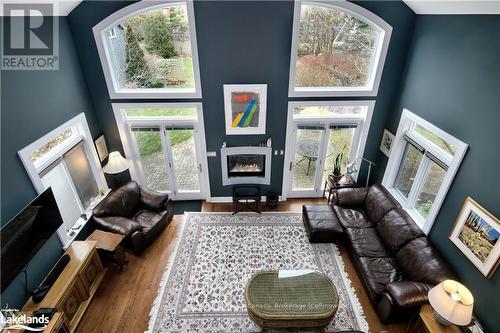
(1, 0, 499, 16)
(402, 0, 500, 14)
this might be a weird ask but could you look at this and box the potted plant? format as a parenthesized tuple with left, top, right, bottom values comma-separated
(332, 146, 347, 183)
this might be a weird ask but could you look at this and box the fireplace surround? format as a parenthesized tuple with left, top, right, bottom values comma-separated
(221, 146, 272, 185)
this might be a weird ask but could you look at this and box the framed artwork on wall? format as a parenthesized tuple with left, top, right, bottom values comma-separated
(379, 128, 394, 157)
(223, 84, 267, 135)
(95, 135, 109, 162)
(449, 197, 499, 278)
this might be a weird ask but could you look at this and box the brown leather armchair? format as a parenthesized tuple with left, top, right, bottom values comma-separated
(333, 185, 455, 323)
(92, 181, 174, 255)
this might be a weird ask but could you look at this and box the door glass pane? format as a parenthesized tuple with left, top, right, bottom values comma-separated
(166, 128, 200, 192)
(414, 161, 447, 218)
(295, 4, 380, 88)
(133, 128, 170, 192)
(41, 163, 81, 231)
(125, 107, 197, 118)
(293, 105, 365, 117)
(394, 143, 423, 198)
(323, 126, 355, 184)
(292, 128, 323, 190)
(64, 142, 99, 209)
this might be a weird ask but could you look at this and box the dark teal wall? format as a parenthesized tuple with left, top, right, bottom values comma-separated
(0, 17, 100, 309)
(68, 0, 415, 196)
(373, 15, 500, 332)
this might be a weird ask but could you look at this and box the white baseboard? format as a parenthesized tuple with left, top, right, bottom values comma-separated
(206, 195, 285, 203)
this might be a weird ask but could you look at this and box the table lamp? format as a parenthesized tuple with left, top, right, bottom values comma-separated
(103, 151, 129, 174)
(428, 280, 474, 326)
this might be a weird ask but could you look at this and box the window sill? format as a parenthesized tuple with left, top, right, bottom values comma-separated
(288, 86, 377, 98)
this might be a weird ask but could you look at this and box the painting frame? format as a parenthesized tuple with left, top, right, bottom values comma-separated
(95, 135, 109, 162)
(223, 84, 267, 135)
(449, 197, 499, 278)
(379, 128, 394, 157)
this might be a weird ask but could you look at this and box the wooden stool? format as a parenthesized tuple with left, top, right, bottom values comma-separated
(87, 230, 127, 271)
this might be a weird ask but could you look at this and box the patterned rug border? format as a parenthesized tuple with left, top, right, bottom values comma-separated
(146, 212, 369, 333)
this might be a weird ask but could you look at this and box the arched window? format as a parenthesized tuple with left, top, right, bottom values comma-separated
(288, 1, 392, 97)
(93, 1, 202, 99)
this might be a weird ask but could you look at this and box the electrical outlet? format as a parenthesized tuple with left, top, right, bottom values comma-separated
(207, 151, 216, 157)
(280, 150, 284, 155)
(274, 150, 278, 155)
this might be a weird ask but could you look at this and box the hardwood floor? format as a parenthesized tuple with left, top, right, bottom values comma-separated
(76, 199, 407, 333)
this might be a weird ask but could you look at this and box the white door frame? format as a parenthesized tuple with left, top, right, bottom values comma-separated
(112, 103, 211, 200)
(282, 101, 374, 199)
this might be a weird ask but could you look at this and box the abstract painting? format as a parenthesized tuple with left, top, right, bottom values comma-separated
(224, 84, 267, 135)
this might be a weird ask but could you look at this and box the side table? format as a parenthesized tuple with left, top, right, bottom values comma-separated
(323, 174, 357, 204)
(87, 230, 127, 271)
(409, 305, 462, 333)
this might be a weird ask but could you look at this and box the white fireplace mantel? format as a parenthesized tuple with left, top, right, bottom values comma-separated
(221, 146, 272, 186)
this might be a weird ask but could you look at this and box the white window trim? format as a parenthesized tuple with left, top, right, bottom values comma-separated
(281, 100, 374, 199)
(382, 109, 468, 234)
(18, 113, 108, 247)
(112, 102, 211, 200)
(288, 0, 392, 97)
(93, 0, 203, 99)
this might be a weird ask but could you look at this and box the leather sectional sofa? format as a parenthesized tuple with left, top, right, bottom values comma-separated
(303, 184, 454, 323)
(92, 181, 174, 254)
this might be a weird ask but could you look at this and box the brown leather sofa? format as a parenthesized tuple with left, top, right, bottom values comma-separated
(92, 181, 174, 254)
(303, 184, 455, 323)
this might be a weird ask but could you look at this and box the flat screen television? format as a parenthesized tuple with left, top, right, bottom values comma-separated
(1, 188, 63, 292)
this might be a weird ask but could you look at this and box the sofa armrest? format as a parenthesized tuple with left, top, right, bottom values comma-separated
(93, 216, 142, 236)
(139, 186, 169, 211)
(335, 187, 369, 208)
(386, 281, 433, 308)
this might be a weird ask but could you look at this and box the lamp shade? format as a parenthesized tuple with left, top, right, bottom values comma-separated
(428, 280, 474, 326)
(102, 151, 129, 174)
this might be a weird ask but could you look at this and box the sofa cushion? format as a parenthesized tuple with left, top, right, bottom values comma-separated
(365, 184, 400, 223)
(376, 209, 425, 253)
(302, 205, 344, 243)
(396, 237, 454, 285)
(334, 206, 373, 228)
(140, 186, 169, 211)
(336, 187, 369, 208)
(133, 210, 163, 230)
(346, 228, 390, 258)
(358, 257, 403, 299)
(93, 182, 140, 218)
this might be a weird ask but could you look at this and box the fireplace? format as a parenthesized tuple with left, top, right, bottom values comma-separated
(221, 146, 272, 185)
(228, 154, 265, 177)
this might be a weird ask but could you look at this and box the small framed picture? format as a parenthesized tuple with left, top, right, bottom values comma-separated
(95, 135, 109, 162)
(379, 129, 394, 157)
(223, 84, 267, 135)
(449, 197, 499, 278)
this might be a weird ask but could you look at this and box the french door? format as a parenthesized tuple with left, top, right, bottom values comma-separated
(284, 122, 361, 198)
(128, 124, 206, 200)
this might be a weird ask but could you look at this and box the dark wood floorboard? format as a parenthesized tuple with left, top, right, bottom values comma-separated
(76, 199, 406, 333)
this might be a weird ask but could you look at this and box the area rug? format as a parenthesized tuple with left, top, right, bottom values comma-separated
(147, 212, 369, 333)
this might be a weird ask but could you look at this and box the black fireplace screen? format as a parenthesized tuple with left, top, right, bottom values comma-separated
(227, 154, 265, 177)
